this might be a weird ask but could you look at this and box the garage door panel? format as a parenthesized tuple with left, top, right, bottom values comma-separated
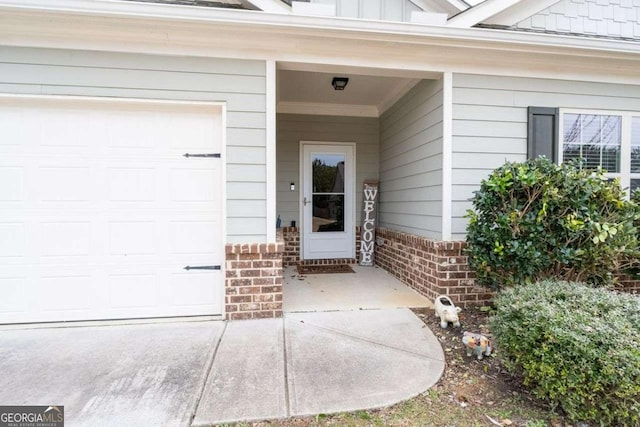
(170, 168, 219, 202)
(0, 223, 26, 257)
(0, 106, 42, 146)
(170, 221, 220, 255)
(108, 168, 156, 201)
(38, 222, 92, 257)
(109, 274, 159, 309)
(41, 109, 102, 148)
(108, 221, 157, 255)
(0, 96, 224, 324)
(0, 278, 29, 314)
(40, 275, 93, 313)
(170, 271, 220, 309)
(0, 167, 24, 201)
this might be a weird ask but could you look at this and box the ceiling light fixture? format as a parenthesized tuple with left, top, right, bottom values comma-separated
(331, 77, 349, 91)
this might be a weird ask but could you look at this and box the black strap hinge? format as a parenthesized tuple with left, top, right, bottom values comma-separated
(184, 265, 221, 271)
(183, 153, 221, 158)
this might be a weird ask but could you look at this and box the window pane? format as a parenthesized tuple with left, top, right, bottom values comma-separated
(632, 117, 640, 173)
(312, 195, 344, 232)
(312, 154, 345, 193)
(561, 114, 621, 173)
(631, 178, 640, 195)
(563, 114, 581, 143)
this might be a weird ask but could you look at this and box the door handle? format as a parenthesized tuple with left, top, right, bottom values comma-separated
(303, 197, 311, 206)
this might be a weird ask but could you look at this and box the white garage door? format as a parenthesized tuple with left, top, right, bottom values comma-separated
(0, 96, 224, 324)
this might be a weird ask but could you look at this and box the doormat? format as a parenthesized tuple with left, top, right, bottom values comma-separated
(297, 264, 355, 275)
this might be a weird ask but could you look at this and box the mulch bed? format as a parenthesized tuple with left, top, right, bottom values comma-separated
(296, 264, 355, 275)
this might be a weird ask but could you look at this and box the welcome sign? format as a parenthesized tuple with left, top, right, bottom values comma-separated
(360, 181, 378, 266)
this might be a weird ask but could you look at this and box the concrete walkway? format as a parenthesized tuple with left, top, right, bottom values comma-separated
(283, 265, 432, 312)
(0, 308, 445, 426)
(193, 308, 445, 425)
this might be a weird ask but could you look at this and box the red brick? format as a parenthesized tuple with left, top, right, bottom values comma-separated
(240, 269, 260, 277)
(239, 303, 261, 311)
(253, 294, 274, 302)
(239, 286, 261, 295)
(261, 302, 282, 310)
(228, 278, 252, 287)
(253, 260, 273, 268)
(254, 311, 275, 319)
(229, 312, 253, 320)
(231, 261, 252, 269)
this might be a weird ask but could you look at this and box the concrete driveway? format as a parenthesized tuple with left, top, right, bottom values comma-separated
(0, 321, 222, 427)
(0, 309, 445, 426)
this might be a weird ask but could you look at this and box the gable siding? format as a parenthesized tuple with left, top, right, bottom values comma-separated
(0, 46, 267, 244)
(514, 0, 640, 40)
(379, 79, 444, 239)
(451, 73, 640, 240)
(310, 0, 421, 22)
(276, 114, 379, 227)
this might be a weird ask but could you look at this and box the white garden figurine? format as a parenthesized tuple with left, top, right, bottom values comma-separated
(434, 295, 462, 329)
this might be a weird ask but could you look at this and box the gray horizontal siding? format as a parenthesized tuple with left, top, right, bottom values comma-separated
(0, 46, 267, 244)
(276, 114, 379, 227)
(310, 0, 421, 22)
(451, 73, 640, 239)
(379, 78, 444, 239)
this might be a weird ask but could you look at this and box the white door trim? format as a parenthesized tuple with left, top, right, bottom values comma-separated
(299, 141, 356, 260)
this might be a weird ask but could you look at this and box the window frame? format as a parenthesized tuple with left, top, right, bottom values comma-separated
(559, 108, 637, 195)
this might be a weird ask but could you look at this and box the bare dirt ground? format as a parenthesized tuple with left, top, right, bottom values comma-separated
(235, 306, 575, 427)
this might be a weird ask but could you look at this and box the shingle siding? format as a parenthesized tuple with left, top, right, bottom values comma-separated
(514, 0, 640, 39)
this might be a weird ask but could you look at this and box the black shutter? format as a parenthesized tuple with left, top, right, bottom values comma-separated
(527, 107, 559, 162)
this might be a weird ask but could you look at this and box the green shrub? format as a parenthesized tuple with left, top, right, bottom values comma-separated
(465, 157, 639, 290)
(491, 280, 640, 426)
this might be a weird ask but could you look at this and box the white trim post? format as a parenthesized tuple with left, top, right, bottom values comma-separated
(266, 60, 277, 242)
(442, 72, 453, 241)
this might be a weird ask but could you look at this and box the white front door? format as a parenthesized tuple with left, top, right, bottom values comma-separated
(301, 143, 355, 260)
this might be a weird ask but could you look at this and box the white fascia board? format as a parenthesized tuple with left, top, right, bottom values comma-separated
(447, 0, 520, 28)
(2, 0, 637, 56)
(246, 0, 291, 13)
(2, 0, 640, 84)
(483, 0, 562, 27)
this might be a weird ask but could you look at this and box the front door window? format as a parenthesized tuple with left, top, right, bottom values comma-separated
(312, 154, 345, 232)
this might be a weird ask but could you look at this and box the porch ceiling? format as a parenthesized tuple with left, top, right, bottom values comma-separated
(277, 69, 423, 118)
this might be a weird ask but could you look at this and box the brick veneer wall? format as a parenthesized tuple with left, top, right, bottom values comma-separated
(374, 227, 640, 306)
(374, 227, 492, 308)
(224, 232, 284, 320)
(282, 226, 299, 267)
(281, 226, 361, 267)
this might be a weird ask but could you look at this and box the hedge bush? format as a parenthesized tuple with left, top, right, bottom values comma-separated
(491, 280, 640, 426)
(465, 157, 640, 290)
